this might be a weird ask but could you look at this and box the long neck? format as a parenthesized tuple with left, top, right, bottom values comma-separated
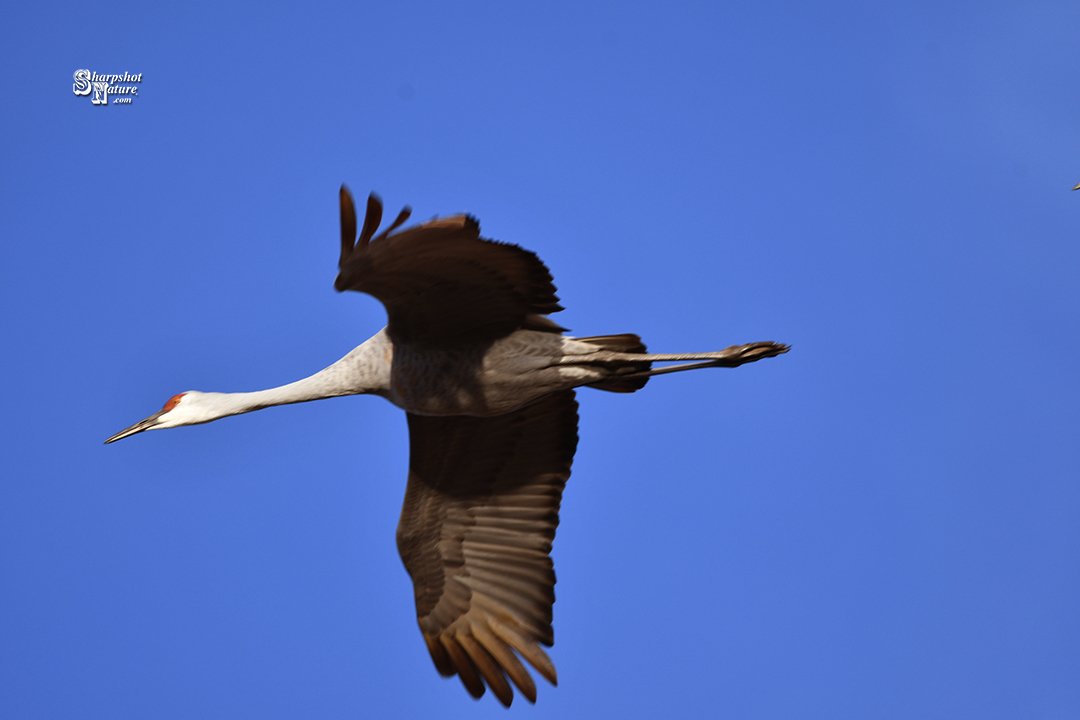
(203, 329, 393, 418)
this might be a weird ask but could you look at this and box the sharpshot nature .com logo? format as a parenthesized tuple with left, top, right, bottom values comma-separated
(72, 69, 142, 106)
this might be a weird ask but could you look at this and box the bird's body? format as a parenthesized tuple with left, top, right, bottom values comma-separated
(389, 329, 598, 416)
(107, 188, 789, 706)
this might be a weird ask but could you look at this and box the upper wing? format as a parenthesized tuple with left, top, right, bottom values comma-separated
(336, 187, 565, 347)
(396, 390, 579, 706)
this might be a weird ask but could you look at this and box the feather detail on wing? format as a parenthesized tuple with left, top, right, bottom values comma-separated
(336, 187, 565, 346)
(396, 391, 579, 706)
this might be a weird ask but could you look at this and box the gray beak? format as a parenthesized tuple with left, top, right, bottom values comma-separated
(104, 411, 165, 444)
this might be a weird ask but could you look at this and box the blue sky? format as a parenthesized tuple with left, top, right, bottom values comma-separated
(2, 1, 1078, 717)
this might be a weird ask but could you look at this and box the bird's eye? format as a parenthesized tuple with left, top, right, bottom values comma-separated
(163, 393, 186, 411)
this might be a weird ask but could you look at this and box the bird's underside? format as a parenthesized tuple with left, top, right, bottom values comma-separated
(336, 188, 790, 705)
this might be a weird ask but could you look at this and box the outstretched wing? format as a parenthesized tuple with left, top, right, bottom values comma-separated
(336, 187, 565, 346)
(396, 391, 579, 706)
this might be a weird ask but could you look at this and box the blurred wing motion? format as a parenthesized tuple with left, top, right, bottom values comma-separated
(336, 188, 565, 346)
(396, 391, 579, 705)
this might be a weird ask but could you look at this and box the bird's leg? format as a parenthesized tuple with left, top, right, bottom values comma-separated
(639, 341, 790, 367)
(564, 341, 789, 367)
(618, 359, 737, 378)
(563, 341, 790, 381)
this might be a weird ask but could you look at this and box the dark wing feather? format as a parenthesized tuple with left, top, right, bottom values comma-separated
(335, 188, 564, 346)
(396, 391, 579, 706)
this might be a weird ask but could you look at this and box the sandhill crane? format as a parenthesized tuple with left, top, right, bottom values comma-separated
(106, 187, 789, 706)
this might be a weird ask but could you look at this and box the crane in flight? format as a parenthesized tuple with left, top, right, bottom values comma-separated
(106, 187, 789, 706)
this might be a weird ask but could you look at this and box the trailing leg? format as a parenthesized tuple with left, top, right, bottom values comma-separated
(566, 340, 790, 387)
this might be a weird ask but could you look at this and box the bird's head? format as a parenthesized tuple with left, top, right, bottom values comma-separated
(105, 391, 218, 443)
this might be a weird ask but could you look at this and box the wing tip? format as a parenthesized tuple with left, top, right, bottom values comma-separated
(339, 185, 358, 269)
(422, 614, 558, 706)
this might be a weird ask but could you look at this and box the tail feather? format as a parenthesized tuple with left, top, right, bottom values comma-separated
(575, 333, 647, 353)
(577, 334, 652, 393)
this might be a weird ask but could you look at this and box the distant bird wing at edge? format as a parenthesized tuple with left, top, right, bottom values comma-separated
(336, 187, 565, 346)
(396, 390, 579, 706)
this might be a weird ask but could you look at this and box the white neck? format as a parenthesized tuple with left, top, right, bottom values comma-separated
(195, 329, 393, 421)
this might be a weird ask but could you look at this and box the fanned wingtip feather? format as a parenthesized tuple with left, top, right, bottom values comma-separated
(440, 636, 486, 699)
(373, 205, 413, 243)
(424, 617, 551, 706)
(424, 633, 456, 677)
(339, 185, 357, 269)
(488, 615, 558, 687)
(472, 621, 538, 703)
(458, 632, 515, 706)
(358, 193, 383, 248)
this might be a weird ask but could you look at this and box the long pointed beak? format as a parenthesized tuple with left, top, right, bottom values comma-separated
(104, 411, 165, 444)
